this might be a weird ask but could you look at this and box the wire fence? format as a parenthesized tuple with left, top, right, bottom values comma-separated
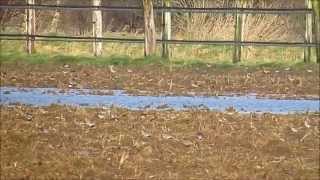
(0, 4, 315, 14)
(1, 33, 318, 47)
(1, 4, 319, 62)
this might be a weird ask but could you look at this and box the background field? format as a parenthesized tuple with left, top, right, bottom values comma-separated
(1, 40, 318, 65)
(1, 0, 319, 63)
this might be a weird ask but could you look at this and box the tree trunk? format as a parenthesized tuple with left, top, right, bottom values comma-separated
(143, 0, 156, 56)
(26, 0, 35, 54)
(92, 0, 103, 56)
(49, 0, 60, 33)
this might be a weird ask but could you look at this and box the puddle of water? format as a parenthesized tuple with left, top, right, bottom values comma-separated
(0, 87, 319, 114)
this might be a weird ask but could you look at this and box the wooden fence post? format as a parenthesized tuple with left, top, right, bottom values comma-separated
(26, 0, 35, 54)
(162, 0, 171, 58)
(143, 0, 156, 56)
(233, 4, 243, 63)
(314, 11, 320, 63)
(304, 0, 312, 63)
(92, 21, 97, 55)
(241, 1, 248, 60)
(312, 1, 320, 63)
(92, 0, 102, 56)
(49, 0, 61, 33)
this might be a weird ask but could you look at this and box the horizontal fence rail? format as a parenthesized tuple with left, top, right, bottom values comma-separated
(0, 4, 314, 14)
(1, 34, 319, 47)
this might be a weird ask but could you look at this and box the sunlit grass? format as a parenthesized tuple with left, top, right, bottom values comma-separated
(0, 40, 318, 69)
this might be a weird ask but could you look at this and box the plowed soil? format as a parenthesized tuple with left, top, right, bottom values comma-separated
(1, 105, 319, 179)
(1, 63, 319, 99)
(1, 62, 319, 179)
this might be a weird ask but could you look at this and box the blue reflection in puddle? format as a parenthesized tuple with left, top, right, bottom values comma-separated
(0, 87, 319, 114)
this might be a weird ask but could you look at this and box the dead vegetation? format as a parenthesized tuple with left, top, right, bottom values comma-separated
(1, 105, 319, 179)
(173, 0, 306, 42)
(1, 63, 319, 99)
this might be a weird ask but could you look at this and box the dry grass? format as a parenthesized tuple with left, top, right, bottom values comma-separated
(172, 0, 305, 42)
(170, 0, 314, 61)
(1, 105, 319, 179)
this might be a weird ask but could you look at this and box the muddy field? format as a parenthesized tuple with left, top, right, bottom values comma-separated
(1, 63, 319, 98)
(1, 62, 319, 179)
(1, 105, 319, 179)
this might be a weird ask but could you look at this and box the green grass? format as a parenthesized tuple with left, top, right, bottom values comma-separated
(1, 50, 319, 72)
(1, 40, 319, 70)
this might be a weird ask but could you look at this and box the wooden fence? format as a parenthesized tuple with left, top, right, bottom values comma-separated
(0, 2, 319, 63)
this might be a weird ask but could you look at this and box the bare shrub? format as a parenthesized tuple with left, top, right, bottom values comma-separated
(172, 0, 234, 41)
(172, 0, 305, 42)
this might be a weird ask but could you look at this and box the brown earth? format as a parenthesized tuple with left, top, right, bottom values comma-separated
(0, 63, 319, 99)
(1, 105, 319, 179)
